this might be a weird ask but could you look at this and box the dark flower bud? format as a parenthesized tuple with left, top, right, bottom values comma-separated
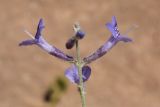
(75, 31, 85, 39)
(73, 23, 85, 40)
(65, 38, 76, 49)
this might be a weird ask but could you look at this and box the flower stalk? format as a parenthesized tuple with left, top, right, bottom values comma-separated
(75, 40, 86, 107)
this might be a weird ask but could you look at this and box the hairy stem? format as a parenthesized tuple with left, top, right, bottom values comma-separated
(75, 40, 86, 107)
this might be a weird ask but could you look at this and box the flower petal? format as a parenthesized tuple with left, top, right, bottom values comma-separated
(19, 39, 36, 46)
(106, 16, 118, 37)
(35, 18, 45, 39)
(65, 65, 79, 84)
(117, 35, 132, 42)
(106, 23, 116, 37)
(111, 16, 117, 27)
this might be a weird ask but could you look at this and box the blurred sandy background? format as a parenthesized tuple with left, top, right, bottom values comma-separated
(0, 0, 160, 107)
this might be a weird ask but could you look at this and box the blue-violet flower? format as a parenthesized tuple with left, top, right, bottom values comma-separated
(83, 16, 132, 64)
(19, 19, 74, 61)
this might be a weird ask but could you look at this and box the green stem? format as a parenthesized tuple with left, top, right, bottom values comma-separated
(75, 40, 86, 107)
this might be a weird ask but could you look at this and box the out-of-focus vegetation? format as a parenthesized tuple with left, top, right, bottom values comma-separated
(44, 76, 68, 106)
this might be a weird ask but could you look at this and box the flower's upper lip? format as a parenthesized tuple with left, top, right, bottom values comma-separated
(106, 16, 132, 42)
(106, 16, 120, 39)
(35, 18, 45, 39)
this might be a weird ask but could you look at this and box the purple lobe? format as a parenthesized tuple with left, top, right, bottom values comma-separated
(35, 18, 45, 39)
(111, 16, 117, 27)
(117, 35, 132, 42)
(19, 39, 37, 46)
(106, 16, 118, 38)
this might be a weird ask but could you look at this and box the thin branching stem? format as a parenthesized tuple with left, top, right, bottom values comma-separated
(75, 40, 86, 107)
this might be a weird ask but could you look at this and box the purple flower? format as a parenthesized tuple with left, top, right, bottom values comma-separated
(65, 65, 91, 84)
(19, 19, 74, 61)
(83, 16, 132, 64)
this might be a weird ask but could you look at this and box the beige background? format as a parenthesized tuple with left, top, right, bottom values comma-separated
(0, 0, 160, 107)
